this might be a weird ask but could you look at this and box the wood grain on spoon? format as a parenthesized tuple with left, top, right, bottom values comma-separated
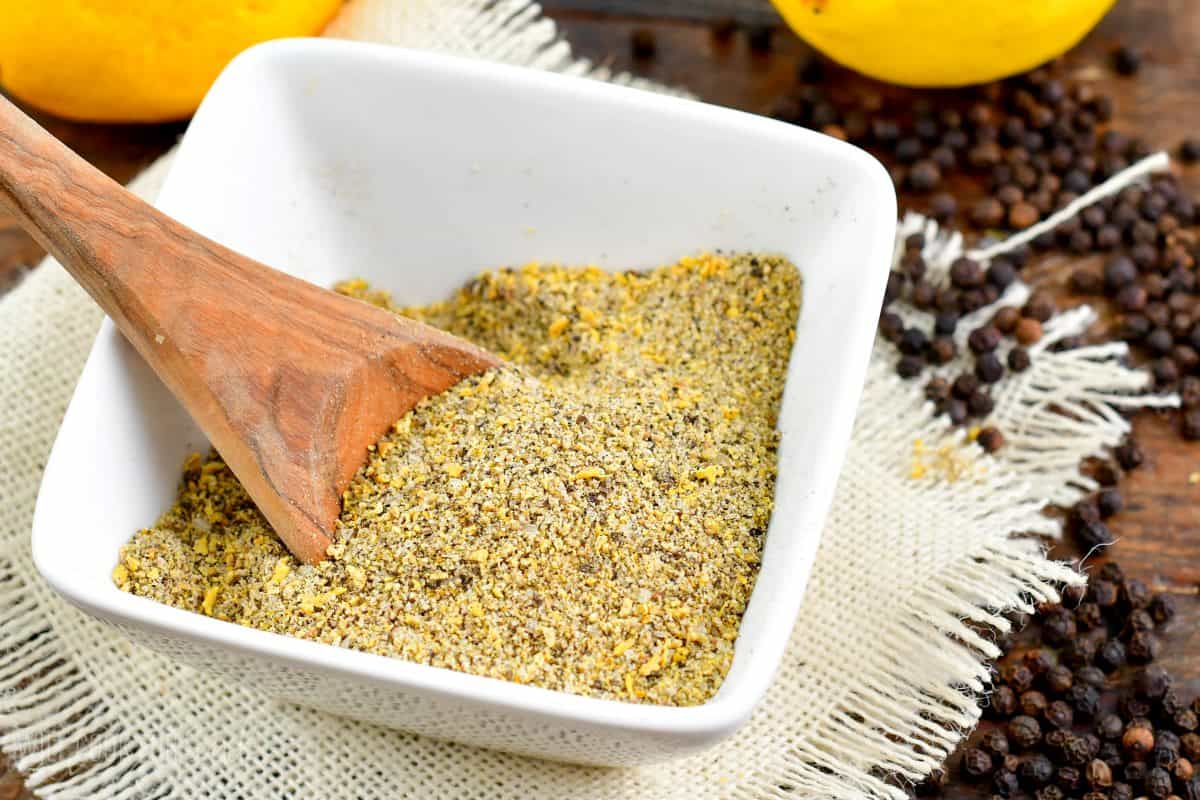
(0, 95, 500, 564)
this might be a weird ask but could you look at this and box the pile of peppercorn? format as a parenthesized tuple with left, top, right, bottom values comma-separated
(915, 561, 1194, 800)
(769, 52, 1200, 443)
(766, 51, 1189, 236)
(879, 231, 1058, 449)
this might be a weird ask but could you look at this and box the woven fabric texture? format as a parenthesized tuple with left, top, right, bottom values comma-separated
(0, 1, 1174, 797)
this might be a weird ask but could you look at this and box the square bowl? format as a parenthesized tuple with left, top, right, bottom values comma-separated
(32, 39, 895, 766)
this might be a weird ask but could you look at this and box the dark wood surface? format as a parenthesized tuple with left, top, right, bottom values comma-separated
(0, 0, 1196, 795)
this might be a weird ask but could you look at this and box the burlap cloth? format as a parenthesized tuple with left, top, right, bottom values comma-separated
(0, 2, 1177, 797)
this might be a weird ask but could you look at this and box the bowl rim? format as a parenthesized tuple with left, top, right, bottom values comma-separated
(32, 38, 896, 745)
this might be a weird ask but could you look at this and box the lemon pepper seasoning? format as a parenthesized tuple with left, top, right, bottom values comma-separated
(116, 252, 801, 706)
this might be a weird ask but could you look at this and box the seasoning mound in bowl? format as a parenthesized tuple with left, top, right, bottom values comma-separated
(115, 252, 801, 706)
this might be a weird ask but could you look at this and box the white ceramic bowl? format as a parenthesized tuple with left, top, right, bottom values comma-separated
(32, 39, 895, 766)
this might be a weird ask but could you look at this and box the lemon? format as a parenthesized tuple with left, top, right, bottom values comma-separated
(770, 0, 1116, 87)
(0, 1, 344, 122)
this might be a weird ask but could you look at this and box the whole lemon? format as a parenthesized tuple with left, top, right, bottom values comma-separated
(771, 0, 1116, 87)
(0, 1, 344, 122)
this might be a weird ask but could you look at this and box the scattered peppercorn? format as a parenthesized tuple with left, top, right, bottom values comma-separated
(962, 747, 995, 779)
(1112, 44, 1141, 76)
(1097, 487, 1124, 518)
(630, 28, 657, 60)
(977, 426, 1005, 453)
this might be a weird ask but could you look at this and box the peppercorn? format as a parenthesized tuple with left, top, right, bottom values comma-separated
(904, 279, 932, 309)
(1093, 488, 1123, 519)
(993, 306, 1021, 334)
(1091, 579, 1120, 609)
(1096, 639, 1127, 673)
(993, 768, 1020, 797)
(1128, 609, 1156, 634)
(1185, 734, 1200, 762)
(1064, 733, 1096, 766)
(1010, 715, 1043, 750)
(1041, 610, 1076, 646)
(1098, 713, 1126, 740)
(894, 137, 922, 164)
(1115, 437, 1145, 470)
(1145, 766, 1172, 799)
(1149, 594, 1177, 626)
(1125, 722, 1156, 757)
(976, 352, 1005, 384)
(1174, 344, 1200, 375)
(922, 337, 956, 367)
(897, 355, 924, 379)
(983, 728, 1012, 756)
(1125, 696, 1154, 720)
(1154, 358, 1181, 387)
(630, 28, 657, 59)
(971, 197, 1007, 228)
(970, 325, 1003, 354)
(951, 257, 987, 289)
(1128, 631, 1161, 664)
(1086, 758, 1113, 788)
(945, 398, 968, 425)
(978, 426, 1006, 453)
(990, 685, 1020, 719)
(1039, 664, 1070, 696)
(963, 746, 995, 779)
(1020, 753, 1055, 788)
(1056, 765, 1083, 793)
(1104, 256, 1139, 293)
(1007, 663, 1037, 693)
(1152, 742, 1178, 769)
(1117, 284, 1149, 312)
(1008, 347, 1032, 372)
(1180, 138, 1200, 164)
(1119, 312, 1152, 341)
(1074, 515, 1115, 549)
(924, 377, 951, 404)
(929, 192, 957, 221)
(1015, 317, 1043, 345)
(1174, 756, 1195, 782)
(1099, 740, 1125, 769)
(1046, 700, 1075, 730)
(908, 159, 941, 191)
(1068, 683, 1103, 719)
(1176, 711, 1200, 735)
(1146, 327, 1174, 357)
(1124, 760, 1149, 783)
(953, 373, 981, 400)
(1110, 781, 1134, 800)
(987, 258, 1018, 289)
(1076, 601, 1103, 631)
(899, 327, 929, 356)
(1091, 223, 1119, 248)
(1019, 688, 1048, 717)
(1136, 666, 1173, 700)
(1023, 293, 1057, 322)
(961, 288, 987, 312)
(1077, 666, 1108, 691)
(1123, 578, 1151, 610)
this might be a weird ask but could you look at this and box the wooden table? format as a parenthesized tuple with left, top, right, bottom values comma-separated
(1, 1, 1195, 795)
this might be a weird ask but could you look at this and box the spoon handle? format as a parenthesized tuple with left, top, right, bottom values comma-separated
(0, 95, 193, 352)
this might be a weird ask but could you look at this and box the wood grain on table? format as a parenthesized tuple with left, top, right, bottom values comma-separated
(1, 0, 1196, 794)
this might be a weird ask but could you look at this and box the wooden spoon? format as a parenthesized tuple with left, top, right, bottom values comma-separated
(0, 96, 500, 564)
